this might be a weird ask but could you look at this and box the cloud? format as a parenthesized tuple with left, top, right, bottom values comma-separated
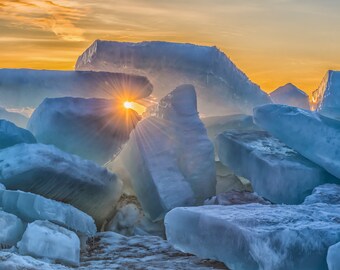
(0, 0, 88, 41)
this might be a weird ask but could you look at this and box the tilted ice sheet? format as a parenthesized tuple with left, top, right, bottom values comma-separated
(254, 104, 340, 180)
(18, 220, 80, 267)
(216, 130, 334, 204)
(0, 143, 122, 227)
(165, 204, 340, 270)
(28, 97, 140, 164)
(1, 190, 96, 236)
(76, 40, 271, 116)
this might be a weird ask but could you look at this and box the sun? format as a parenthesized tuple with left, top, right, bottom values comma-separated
(123, 101, 133, 109)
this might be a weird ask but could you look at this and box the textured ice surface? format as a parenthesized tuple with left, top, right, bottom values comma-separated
(312, 70, 340, 117)
(0, 143, 122, 227)
(270, 83, 310, 110)
(327, 242, 340, 270)
(119, 85, 215, 220)
(303, 184, 340, 204)
(217, 130, 333, 204)
(28, 97, 140, 164)
(18, 221, 80, 267)
(1, 190, 96, 236)
(76, 40, 271, 116)
(205, 190, 270, 206)
(254, 104, 340, 180)
(0, 107, 28, 128)
(0, 69, 152, 109)
(165, 204, 340, 270)
(0, 211, 25, 248)
(0, 120, 36, 150)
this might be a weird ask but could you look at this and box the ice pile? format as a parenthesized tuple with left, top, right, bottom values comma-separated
(312, 70, 340, 117)
(270, 83, 310, 110)
(165, 204, 340, 270)
(216, 130, 334, 204)
(0, 143, 122, 226)
(254, 104, 340, 180)
(204, 190, 270, 206)
(0, 119, 36, 149)
(28, 97, 141, 164)
(0, 69, 152, 108)
(327, 242, 340, 270)
(76, 40, 271, 116)
(119, 85, 215, 220)
(0, 107, 28, 128)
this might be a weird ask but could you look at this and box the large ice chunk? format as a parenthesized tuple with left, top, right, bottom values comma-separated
(312, 70, 340, 117)
(270, 83, 310, 110)
(0, 69, 152, 108)
(303, 184, 340, 204)
(1, 190, 96, 236)
(0, 143, 122, 227)
(327, 242, 340, 270)
(28, 97, 140, 164)
(0, 120, 36, 150)
(0, 211, 25, 248)
(254, 104, 340, 180)
(216, 130, 334, 204)
(0, 107, 28, 128)
(76, 40, 271, 116)
(119, 85, 215, 220)
(18, 220, 80, 267)
(165, 204, 340, 270)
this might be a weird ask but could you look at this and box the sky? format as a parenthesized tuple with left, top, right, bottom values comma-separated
(1, 0, 340, 95)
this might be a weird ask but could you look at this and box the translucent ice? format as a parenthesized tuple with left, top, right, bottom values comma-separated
(165, 204, 340, 270)
(254, 104, 340, 180)
(0, 211, 25, 248)
(0, 143, 122, 227)
(76, 40, 271, 116)
(1, 190, 96, 236)
(216, 130, 334, 204)
(0, 107, 28, 128)
(18, 220, 80, 267)
(28, 97, 141, 164)
(0, 120, 36, 150)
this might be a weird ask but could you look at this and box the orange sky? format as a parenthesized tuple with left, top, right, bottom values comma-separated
(1, 0, 340, 95)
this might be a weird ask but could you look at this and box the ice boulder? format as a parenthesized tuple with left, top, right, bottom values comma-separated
(28, 97, 141, 164)
(165, 204, 340, 270)
(254, 104, 340, 180)
(0, 69, 152, 109)
(0, 143, 122, 227)
(76, 40, 271, 116)
(119, 85, 216, 220)
(1, 190, 96, 236)
(312, 70, 340, 117)
(0, 107, 29, 128)
(0, 120, 36, 150)
(216, 130, 334, 204)
(0, 211, 25, 248)
(270, 83, 310, 110)
(327, 242, 340, 270)
(303, 184, 340, 204)
(18, 220, 80, 267)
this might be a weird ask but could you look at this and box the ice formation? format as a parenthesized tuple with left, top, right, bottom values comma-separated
(0, 143, 122, 226)
(0, 107, 29, 128)
(28, 97, 141, 164)
(303, 184, 340, 204)
(327, 242, 340, 270)
(18, 220, 80, 267)
(270, 83, 310, 110)
(76, 40, 271, 116)
(119, 85, 215, 220)
(0, 69, 152, 108)
(0, 211, 25, 248)
(312, 70, 340, 117)
(204, 190, 270, 206)
(254, 104, 340, 180)
(0, 190, 96, 236)
(165, 204, 340, 270)
(217, 130, 333, 204)
(0, 119, 36, 149)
